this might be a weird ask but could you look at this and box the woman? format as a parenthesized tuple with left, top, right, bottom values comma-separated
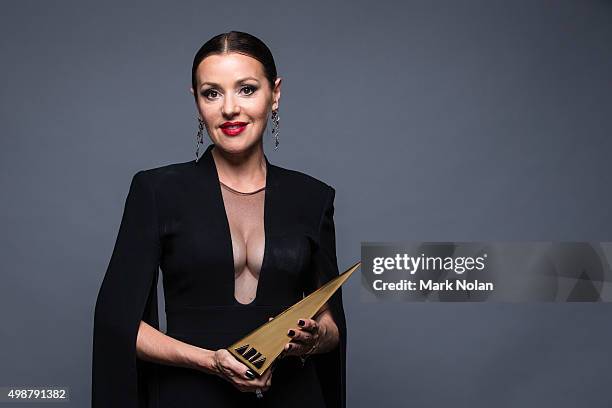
(92, 31, 347, 408)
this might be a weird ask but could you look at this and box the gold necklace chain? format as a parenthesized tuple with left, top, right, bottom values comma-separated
(219, 181, 266, 195)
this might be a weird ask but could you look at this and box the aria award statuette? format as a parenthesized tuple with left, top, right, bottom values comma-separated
(227, 261, 361, 377)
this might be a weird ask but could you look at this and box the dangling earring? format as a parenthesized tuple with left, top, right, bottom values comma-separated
(195, 116, 205, 162)
(271, 109, 280, 149)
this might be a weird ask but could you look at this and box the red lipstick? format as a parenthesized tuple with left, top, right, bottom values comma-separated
(220, 121, 248, 136)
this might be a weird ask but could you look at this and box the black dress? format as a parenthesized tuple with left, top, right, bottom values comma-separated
(91, 143, 347, 407)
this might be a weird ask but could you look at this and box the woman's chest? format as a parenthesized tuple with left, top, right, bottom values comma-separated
(156, 185, 320, 307)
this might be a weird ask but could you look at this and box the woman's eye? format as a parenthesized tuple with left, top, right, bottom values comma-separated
(202, 86, 256, 99)
(241, 85, 257, 96)
(202, 89, 219, 99)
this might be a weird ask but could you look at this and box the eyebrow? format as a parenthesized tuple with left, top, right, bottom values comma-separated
(200, 77, 260, 89)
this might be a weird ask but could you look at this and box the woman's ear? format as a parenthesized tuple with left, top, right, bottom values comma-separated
(272, 77, 282, 111)
(190, 87, 194, 96)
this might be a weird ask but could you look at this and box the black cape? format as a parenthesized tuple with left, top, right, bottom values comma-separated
(92, 144, 347, 407)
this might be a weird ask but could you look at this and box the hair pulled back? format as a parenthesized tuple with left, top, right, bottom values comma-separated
(191, 31, 278, 100)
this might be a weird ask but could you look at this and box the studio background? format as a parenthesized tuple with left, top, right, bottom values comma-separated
(1, 0, 611, 406)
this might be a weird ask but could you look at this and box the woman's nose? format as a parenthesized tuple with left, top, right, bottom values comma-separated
(222, 94, 240, 117)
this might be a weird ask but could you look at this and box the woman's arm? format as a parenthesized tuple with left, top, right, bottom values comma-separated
(286, 185, 343, 357)
(136, 320, 274, 392)
(135, 320, 215, 373)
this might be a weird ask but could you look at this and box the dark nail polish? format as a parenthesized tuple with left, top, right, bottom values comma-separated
(298, 320, 305, 326)
(245, 370, 255, 379)
(288, 329, 295, 337)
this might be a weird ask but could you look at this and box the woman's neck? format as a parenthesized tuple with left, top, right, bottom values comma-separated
(211, 144, 267, 191)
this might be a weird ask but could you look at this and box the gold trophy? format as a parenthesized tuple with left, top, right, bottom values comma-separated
(227, 261, 361, 377)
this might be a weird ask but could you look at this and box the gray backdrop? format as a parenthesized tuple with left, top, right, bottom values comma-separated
(1, 0, 611, 406)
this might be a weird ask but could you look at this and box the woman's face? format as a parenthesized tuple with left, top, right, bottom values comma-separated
(191, 52, 281, 154)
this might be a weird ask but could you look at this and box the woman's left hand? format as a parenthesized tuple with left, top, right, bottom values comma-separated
(282, 318, 323, 358)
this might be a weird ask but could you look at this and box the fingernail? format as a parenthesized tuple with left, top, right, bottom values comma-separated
(245, 370, 255, 379)
(288, 329, 295, 337)
(298, 320, 305, 326)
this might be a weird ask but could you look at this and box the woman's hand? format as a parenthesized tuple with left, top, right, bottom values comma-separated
(210, 349, 274, 393)
(282, 318, 324, 358)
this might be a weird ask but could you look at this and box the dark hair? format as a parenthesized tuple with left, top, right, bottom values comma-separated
(191, 31, 278, 100)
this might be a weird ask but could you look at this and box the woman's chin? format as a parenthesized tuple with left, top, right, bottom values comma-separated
(214, 137, 262, 155)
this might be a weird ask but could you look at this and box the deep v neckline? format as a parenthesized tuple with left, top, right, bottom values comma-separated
(208, 145, 272, 307)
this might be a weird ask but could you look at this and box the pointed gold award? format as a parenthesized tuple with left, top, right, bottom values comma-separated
(227, 261, 361, 376)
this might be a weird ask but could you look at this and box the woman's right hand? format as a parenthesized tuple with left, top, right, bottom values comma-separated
(210, 349, 274, 393)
